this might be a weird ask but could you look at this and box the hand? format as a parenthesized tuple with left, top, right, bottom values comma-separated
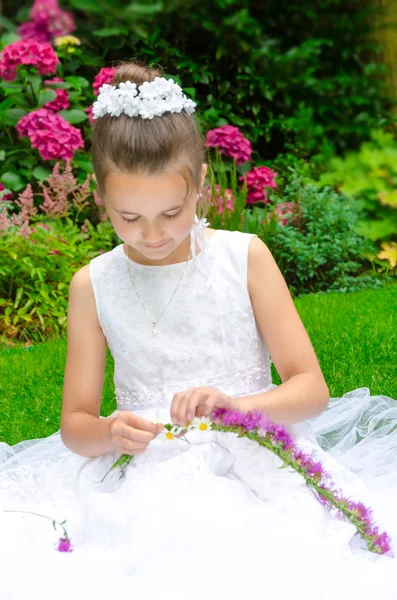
(170, 386, 238, 427)
(109, 411, 163, 456)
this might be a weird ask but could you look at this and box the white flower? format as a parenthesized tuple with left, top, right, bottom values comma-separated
(160, 425, 184, 442)
(197, 218, 210, 231)
(189, 416, 212, 432)
(91, 77, 196, 120)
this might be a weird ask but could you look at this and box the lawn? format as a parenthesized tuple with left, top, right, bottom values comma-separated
(0, 283, 396, 447)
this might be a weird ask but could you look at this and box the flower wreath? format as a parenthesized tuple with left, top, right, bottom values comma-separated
(92, 77, 197, 121)
(4, 408, 393, 556)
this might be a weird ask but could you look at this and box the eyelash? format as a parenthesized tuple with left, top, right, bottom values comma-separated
(121, 213, 180, 224)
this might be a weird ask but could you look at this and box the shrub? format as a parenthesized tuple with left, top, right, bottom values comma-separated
(0, 216, 115, 345)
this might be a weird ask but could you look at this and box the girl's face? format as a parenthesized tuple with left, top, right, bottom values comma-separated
(100, 164, 207, 264)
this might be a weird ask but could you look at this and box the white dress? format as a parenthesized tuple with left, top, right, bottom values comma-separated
(1, 218, 397, 600)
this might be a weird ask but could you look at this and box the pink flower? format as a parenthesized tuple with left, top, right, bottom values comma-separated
(0, 182, 14, 202)
(16, 108, 84, 161)
(17, 220, 33, 239)
(0, 38, 60, 82)
(92, 67, 117, 96)
(56, 537, 73, 552)
(205, 125, 252, 165)
(241, 410, 263, 431)
(43, 77, 70, 112)
(273, 202, 297, 226)
(240, 166, 278, 204)
(86, 105, 94, 124)
(204, 184, 235, 214)
(18, 0, 76, 45)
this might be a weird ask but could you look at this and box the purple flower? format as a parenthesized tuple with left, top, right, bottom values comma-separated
(241, 410, 262, 431)
(222, 410, 245, 427)
(56, 537, 73, 552)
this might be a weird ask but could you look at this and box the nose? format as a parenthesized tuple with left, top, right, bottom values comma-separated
(141, 223, 164, 244)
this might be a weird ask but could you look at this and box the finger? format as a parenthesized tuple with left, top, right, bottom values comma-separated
(170, 392, 184, 425)
(185, 390, 204, 422)
(196, 393, 214, 418)
(122, 411, 162, 435)
(176, 389, 196, 426)
(122, 426, 157, 444)
(120, 437, 147, 454)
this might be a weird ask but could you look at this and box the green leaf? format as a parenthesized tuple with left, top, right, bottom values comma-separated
(93, 27, 128, 37)
(25, 74, 42, 96)
(1, 108, 27, 126)
(73, 158, 93, 174)
(126, 2, 163, 14)
(64, 76, 90, 91)
(0, 17, 18, 33)
(0, 171, 25, 191)
(69, 0, 103, 12)
(57, 109, 87, 124)
(38, 89, 57, 106)
(33, 166, 52, 181)
(0, 150, 6, 161)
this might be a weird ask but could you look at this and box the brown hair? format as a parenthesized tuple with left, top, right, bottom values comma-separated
(91, 60, 210, 217)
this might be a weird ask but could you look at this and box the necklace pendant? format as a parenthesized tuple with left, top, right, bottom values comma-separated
(152, 322, 157, 337)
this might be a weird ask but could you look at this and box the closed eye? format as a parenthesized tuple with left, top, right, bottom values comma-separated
(121, 211, 180, 224)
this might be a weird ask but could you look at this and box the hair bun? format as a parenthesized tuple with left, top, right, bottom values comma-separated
(112, 60, 164, 87)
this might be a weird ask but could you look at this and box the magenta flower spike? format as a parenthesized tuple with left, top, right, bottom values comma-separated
(56, 538, 73, 553)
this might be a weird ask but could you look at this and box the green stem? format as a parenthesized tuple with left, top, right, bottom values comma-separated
(3, 509, 69, 539)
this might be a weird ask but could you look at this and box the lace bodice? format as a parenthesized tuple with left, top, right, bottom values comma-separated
(89, 223, 273, 411)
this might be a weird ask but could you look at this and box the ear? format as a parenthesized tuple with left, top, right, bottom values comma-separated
(200, 163, 208, 188)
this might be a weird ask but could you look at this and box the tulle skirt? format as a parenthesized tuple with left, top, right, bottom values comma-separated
(1, 387, 397, 600)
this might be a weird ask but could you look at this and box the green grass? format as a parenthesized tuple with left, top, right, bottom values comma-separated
(0, 283, 396, 447)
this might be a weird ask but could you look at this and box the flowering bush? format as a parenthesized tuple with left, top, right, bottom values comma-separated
(43, 77, 70, 112)
(0, 38, 60, 81)
(17, 0, 76, 45)
(16, 108, 84, 161)
(204, 125, 252, 165)
(0, 214, 114, 345)
(240, 165, 279, 204)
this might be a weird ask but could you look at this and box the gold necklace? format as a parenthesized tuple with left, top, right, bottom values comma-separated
(126, 245, 191, 336)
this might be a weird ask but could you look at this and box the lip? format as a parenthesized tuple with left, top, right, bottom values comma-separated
(143, 240, 169, 249)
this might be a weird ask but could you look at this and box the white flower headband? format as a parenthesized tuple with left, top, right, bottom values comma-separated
(92, 77, 197, 120)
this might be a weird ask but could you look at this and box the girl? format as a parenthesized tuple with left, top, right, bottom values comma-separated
(1, 61, 397, 600)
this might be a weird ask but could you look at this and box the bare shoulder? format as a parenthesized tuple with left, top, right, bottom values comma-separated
(246, 236, 327, 384)
(247, 236, 285, 292)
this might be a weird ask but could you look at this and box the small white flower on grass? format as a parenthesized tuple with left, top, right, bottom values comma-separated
(189, 416, 212, 432)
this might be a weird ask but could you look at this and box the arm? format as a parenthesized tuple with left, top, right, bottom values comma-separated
(235, 237, 330, 425)
(60, 264, 116, 458)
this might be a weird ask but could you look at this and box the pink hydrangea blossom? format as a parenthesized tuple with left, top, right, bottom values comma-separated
(16, 108, 84, 161)
(43, 77, 70, 112)
(205, 125, 252, 165)
(18, 0, 76, 45)
(239, 166, 278, 204)
(0, 182, 14, 202)
(204, 184, 235, 214)
(0, 38, 60, 82)
(92, 67, 117, 96)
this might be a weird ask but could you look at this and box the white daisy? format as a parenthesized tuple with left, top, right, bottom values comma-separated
(189, 416, 212, 432)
